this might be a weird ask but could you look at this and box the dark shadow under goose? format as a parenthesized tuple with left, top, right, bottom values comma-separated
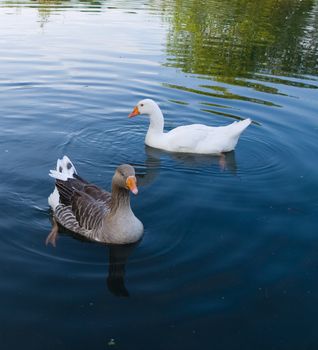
(45, 222, 138, 297)
(47, 156, 144, 245)
(107, 242, 138, 297)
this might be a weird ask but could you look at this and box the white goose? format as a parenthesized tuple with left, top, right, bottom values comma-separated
(129, 99, 251, 154)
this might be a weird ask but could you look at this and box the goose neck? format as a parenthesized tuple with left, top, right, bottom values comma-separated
(149, 105, 164, 133)
(110, 183, 131, 215)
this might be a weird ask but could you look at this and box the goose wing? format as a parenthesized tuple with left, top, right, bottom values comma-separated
(71, 190, 109, 230)
(56, 177, 111, 231)
(56, 176, 111, 206)
(166, 124, 212, 151)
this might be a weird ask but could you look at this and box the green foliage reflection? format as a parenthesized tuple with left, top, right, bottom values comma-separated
(160, 0, 318, 80)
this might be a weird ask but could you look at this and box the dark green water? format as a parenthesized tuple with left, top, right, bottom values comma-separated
(0, 1, 318, 349)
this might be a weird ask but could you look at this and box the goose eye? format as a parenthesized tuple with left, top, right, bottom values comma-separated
(140, 103, 144, 107)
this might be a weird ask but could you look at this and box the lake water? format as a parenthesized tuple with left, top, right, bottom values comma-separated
(0, 1, 318, 349)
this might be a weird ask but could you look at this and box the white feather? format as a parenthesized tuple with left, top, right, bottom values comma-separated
(62, 155, 77, 176)
(48, 155, 78, 208)
(49, 170, 69, 181)
(48, 187, 60, 210)
(48, 155, 77, 181)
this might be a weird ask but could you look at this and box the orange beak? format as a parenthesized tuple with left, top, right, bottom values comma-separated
(128, 106, 140, 118)
(126, 176, 138, 195)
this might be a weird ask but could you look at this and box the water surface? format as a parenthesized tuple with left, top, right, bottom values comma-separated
(0, 1, 318, 349)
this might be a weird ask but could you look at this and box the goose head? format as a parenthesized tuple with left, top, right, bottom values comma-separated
(128, 99, 159, 118)
(113, 164, 138, 195)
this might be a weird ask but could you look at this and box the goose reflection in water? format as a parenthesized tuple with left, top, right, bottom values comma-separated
(46, 225, 138, 298)
(107, 243, 138, 297)
(137, 145, 238, 187)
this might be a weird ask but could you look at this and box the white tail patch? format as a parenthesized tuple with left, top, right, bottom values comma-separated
(48, 156, 77, 209)
(235, 118, 252, 133)
(48, 187, 60, 210)
(227, 118, 252, 138)
(49, 155, 77, 181)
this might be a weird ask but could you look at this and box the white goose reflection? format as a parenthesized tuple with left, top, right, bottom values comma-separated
(137, 145, 238, 187)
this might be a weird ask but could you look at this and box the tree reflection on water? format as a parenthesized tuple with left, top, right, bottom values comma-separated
(159, 0, 318, 80)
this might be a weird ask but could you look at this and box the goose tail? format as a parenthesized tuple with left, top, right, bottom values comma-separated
(48, 156, 77, 210)
(49, 155, 77, 181)
(232, 118, 252, 136)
